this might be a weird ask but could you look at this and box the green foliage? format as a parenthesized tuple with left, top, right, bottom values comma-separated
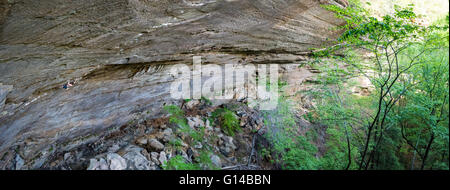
(393, 31, 449, 169)
(212, 108, 241, 136)
(161, 1, 450, 171)
(163, 155, 200, 170)
(280, 135, 319, 170)
(305, 84, 364, 170)
(196, 150, 219, 170)
(369, 127, 404, 170)
(322, 0, 369, 30)
(201, 96, 213, 105)
(262, 97, 320, 170)
(164, 105, 188, 128)
(164, 105, 184, 117)
(164, 105, 206, 143)
(310, 1, 449, 170)
(164, 150, 219, 170)
(163, 104, 221, 170)
(168, 138, 184, 151)
(190, 126, 206, 143)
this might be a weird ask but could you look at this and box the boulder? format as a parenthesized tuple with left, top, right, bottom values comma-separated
(185, 100, 200, 109)
(205, 120, 213, 131)
(87, 158, 109, 170)
(150, 152, 160, 165)
(210, 154, 222, 168)
(159, 151, 167, 166)
(106, 153, 127, 170)
(107, 144, 121, 153)
(220, 136, 237, 157)
(187, 116, 205, 129)
(162, 128, 174, 143)
(122, 149, 152, 170)
(148, 139, 165, 151)
(136, 137, 148, 146)
(14, 154, 24, 170)
(63, 153, 72, 161)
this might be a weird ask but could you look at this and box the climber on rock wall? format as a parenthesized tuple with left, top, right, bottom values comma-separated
(63, 81, 74, 90)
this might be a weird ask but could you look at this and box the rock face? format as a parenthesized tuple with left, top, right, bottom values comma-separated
(0, 83, 12, 111)
(0, 0, 346, 169)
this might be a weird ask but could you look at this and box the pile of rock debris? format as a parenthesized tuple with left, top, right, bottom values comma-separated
(40, 99, 269, 170)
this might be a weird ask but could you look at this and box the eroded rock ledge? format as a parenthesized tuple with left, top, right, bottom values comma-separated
(0, 0, 346, 169)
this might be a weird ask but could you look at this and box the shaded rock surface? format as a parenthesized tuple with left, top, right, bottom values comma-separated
(0, 83, 12, 111)
(0, 0, 346, 169)
(37, 100, 268, 170)
(106, 153, 127, 170)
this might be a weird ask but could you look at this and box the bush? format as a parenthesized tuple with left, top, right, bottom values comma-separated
(262, 97, 320, 170)
(212, 108, 241, 136)
(164, 105, 188, 128)
(163, 155, 199, 170)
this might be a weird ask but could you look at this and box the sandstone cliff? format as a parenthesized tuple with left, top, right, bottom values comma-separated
(0, 0, 346, 169)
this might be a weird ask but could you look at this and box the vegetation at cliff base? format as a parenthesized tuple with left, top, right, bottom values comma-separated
(261, 0, 449, 170)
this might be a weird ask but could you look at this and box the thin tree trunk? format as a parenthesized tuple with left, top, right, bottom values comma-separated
(345, 125, 352, 170)
(421, 133, 435, 170)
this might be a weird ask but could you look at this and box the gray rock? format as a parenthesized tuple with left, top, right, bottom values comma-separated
(107, 144, 121, 153)
(194, 142, 203, 149)
(185, 100, 200, 109)
(220, 146, 233, 157)
(0, 84, 13, 111)
(148, 139, 165, 151)
(159, 151, 167, 166)
(123, 150, 151, 170)
(15, 154, 24, 170)
(210, 155, 222, 168)
(162, 128, 174, 143)
(106, 153, 127, 170)
(187, 116, 205, 128)
(144, 128, 153, 134)
(63, 152, 75, 163)
(205, 120, 213, 131)
(222, 136, 236, 149)
(178, 150, 190, 162)
(136, 137, 148, 146)
(64, 153, 71, 161)
(236, 110, 247, 117)
(220, 136, 237, 157)
(215, 128, 222, 133)
(163, 128, 173, 136)
(87, 158, 109, 170)
(150, 152, 160, 165)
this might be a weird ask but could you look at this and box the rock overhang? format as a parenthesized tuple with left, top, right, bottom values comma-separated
(0, 0, 347, 168)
